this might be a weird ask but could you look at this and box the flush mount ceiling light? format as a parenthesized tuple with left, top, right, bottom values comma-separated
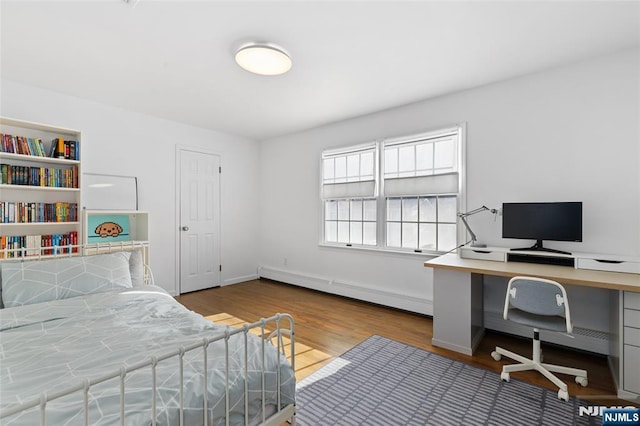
(234, 43, 292, 76)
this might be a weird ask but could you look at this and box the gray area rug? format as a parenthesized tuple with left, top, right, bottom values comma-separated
(295, 335, 599, 425)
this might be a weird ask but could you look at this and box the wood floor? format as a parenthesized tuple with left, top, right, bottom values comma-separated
(176, 278, 634, 407)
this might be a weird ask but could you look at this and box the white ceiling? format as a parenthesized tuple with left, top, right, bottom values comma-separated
(1, 1, 638, 141)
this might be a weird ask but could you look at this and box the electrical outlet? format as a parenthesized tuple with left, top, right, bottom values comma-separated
(283, 257, 288, 266)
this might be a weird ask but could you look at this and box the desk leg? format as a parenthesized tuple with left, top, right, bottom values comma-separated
(432, 269, 485, 355)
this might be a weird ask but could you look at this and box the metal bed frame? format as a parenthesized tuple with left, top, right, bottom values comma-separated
(0, 244, 296, 425)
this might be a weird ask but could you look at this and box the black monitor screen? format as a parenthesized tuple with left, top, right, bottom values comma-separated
(502, 202, 582, 242)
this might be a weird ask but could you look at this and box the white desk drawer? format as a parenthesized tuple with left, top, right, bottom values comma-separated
(460, 248, 506, 262)
(625, 292, 640, 310)
(625, 326, 640, 346)
(577, 258, 640, 274)
(624, 345, 640, 394)
(625, 309, 640, 329)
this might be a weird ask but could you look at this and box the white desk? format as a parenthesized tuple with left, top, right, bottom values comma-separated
(424, 253, 640, 401)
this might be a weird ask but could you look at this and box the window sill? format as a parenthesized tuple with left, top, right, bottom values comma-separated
(318, 242, 447, 259)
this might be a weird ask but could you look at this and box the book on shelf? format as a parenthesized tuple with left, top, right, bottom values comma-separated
(0, 163, 78, 188)
(1, 133, 79, 160)
(0, 201, 78, 224)
(47, 138, 57, 157)
(55, 137, 65, 159)
(0, 230, 79, 258)
(1, 134, 48, 157)
(53, 139, 79, 161)
(68, 140, 76, 161)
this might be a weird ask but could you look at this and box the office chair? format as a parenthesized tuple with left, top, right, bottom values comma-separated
(491, 276, 588, 401)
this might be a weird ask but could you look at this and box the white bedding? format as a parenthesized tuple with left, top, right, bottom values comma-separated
(0, 286, 295, 425)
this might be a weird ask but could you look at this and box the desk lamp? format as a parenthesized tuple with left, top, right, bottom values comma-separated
(458, 205, 498, 248)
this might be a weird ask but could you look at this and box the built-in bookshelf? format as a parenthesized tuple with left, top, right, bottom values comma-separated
(0, 117, 82, 259)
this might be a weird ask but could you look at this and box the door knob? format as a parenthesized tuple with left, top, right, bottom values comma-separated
(181, 226, 189, 231)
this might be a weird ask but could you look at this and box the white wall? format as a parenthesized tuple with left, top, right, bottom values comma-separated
(1, 80, 261, 295)
(2, 48, 637, 329)
(257, 48, 640, 327)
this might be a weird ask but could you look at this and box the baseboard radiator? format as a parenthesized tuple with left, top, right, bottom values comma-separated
(257, 265, 433, 316)
(256, 266, 609, 354)
(484, 310, 610, 355)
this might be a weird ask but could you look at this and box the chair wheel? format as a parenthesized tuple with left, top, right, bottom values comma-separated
(491, 351, 501, 361)
(501, 372, 510, 382)
(557, 389, 569, 401)
(575, 376, 588, 387)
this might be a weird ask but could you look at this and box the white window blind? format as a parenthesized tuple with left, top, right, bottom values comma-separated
(383, 131, 459, 197)
(322, 143, 377, 200)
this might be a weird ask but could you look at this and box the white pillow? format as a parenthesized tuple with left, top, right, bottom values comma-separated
(1, 252, 133, 308)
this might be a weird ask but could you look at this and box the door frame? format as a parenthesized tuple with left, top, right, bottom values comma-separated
(174, 145, 222, 295)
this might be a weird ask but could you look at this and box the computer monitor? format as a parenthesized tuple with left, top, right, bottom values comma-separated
(502, 202, 582, 255)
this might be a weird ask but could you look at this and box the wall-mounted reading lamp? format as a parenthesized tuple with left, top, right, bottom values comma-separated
(458, 205, 498, 248)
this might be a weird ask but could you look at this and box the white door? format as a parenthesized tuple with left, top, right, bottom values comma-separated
(179, 149, 221, 293)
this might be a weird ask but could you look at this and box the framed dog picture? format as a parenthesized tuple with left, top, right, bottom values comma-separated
(87, 214, 131, 243)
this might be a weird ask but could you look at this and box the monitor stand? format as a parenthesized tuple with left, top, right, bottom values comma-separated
(510, 239, 572, 256)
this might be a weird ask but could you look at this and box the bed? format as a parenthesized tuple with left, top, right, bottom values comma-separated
(0, 249, 296, 425)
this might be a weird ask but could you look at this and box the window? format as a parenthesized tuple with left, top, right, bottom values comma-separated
(324, 198, 377, 245)
(322, 143, 377, 246)
(321, 126, 464, 253)
(386, 195, 457, 252)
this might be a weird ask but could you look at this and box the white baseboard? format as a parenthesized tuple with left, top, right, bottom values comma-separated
(257, 265, 433, 315)
(484, 310, 610, 355)
(169, 273, 259, 295)
(223, 274, 259, 286)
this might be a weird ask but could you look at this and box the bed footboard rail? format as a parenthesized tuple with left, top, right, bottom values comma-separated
(0, 313, 295, 426)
